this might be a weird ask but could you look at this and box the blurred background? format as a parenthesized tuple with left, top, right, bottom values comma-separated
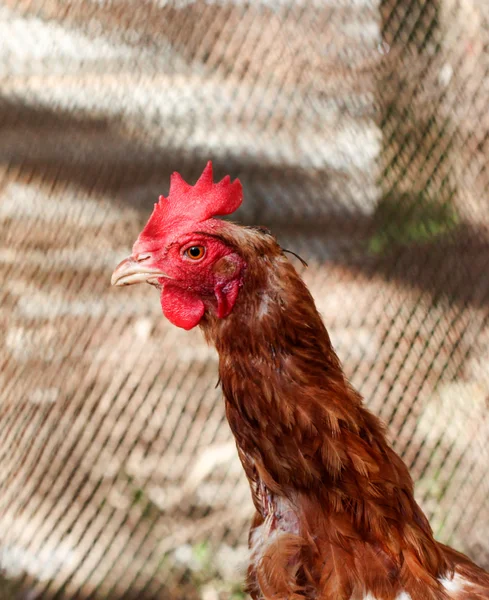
(1, 0, 489, 598)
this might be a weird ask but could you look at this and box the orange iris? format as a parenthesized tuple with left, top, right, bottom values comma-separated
(185, 246, 206, 260)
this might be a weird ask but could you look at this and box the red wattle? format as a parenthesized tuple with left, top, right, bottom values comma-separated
(160, 284, 205, 330)
(214, 279, 241, 319)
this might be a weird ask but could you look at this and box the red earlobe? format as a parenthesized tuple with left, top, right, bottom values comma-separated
(214, 279, 241, 319)
(161, 284, 205, 330)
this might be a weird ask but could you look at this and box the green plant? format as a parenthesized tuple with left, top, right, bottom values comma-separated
(368, 191, 459, 255)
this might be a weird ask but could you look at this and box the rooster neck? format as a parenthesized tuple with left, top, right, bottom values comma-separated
(203, 245, 378, 478)
(201, 235, 451, 586)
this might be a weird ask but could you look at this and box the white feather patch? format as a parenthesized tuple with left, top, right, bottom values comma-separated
(257, 292, 271, 318)
(439, 572, 465, 594)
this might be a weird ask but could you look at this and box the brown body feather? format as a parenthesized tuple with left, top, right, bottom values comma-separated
(200, 226, 489, 600)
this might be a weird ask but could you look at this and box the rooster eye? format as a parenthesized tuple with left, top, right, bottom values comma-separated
(185, 245, 206, 260)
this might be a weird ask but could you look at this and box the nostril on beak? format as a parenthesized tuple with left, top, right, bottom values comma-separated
(136, 253, 151, 262)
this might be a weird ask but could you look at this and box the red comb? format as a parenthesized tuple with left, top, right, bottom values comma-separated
(139, 162, 242, 242)
(163, 161, 242, 218)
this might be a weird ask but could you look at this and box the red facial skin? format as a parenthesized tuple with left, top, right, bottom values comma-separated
(112, 162, 245, 329)
(132, 225, 245, 330)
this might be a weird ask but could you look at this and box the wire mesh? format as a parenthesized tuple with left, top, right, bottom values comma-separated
(0, 1, 488, 598)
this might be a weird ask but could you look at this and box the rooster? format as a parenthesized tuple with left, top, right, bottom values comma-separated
(111, 162, 489, 600)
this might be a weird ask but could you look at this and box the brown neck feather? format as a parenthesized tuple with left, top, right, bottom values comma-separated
(201, 228, 450, 585)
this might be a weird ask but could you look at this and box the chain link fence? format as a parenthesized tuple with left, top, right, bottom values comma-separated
(1, 1, 488, 598)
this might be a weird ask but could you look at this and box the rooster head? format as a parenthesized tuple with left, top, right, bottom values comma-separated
(111, 162, 246, 330)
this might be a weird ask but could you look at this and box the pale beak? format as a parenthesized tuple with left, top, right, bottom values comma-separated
(111, 256, 170, 287)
